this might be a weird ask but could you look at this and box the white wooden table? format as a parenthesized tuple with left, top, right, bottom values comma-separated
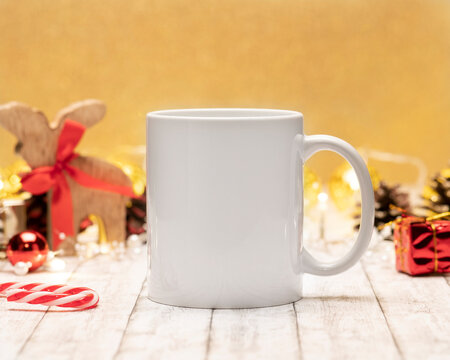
(1, 244, 449, 360)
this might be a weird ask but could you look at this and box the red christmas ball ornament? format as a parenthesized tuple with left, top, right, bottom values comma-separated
(6, 231, 49, 271)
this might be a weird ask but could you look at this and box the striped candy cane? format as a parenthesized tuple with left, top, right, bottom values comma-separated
(0, 282, 99, 310)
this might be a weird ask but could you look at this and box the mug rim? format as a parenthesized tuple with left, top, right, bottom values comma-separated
(147, 108, 302, 120)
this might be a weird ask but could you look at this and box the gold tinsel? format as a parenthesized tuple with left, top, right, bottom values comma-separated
(422, 165, 450, 215)
(423, 166, 450, 203)
(109, 160, 146, 196)
(304, 167, 322, 210)
(0, 159, 31, 201)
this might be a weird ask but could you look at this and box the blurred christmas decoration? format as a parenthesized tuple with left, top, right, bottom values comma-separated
(126, 190, 147, 238)
(75, 157, 146, 253)
(43, 250, 66, 272)
(22, 164, 146, 257)
(76, 214, 108, 259)
(126, 233, 147, 256)
(109, 153, 147, 238)
(0, 199, 28, 258)
(75, 210, 147, 259)
(0, 118, 147, 263)
(6, 230, 48, 273)
(127, 234, 142, 255)
(329, 149, 426, 213)
(110, 240, 126, 260)
(0, 100, 136, 253)
(394, 213, 450, 275)
(317, 192, 328, 239)
(25, 193, 48, 238)
(0, 102, 148, 255)
(0, 159, 31, 201)
(5, 172, 146, 260)
(110, 159, 146, 197)
(329, 162, 380, 212)
(304, 167, 322, 210)
(0, 160, 32, 257)
(357, 149, 427, 208)
(13, 261, 31, 276)
(423, 166, 450, 215)
(356, 181, 411, 234)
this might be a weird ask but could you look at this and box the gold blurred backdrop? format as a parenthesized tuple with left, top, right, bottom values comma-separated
(0, 0, 449, 183)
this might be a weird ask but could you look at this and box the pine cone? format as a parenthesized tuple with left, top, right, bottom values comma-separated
(126, 190, 146, 238)
(25, 193, 48, 238)
(423, 168, 450, 215)
(355, 181, 410, 232)
(373, 182, 410, 229)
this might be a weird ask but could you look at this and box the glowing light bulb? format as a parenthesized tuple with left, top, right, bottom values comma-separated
(45, 258, 66, 272)
(343, 169, 359, 191)
(318, 192, 329, 203)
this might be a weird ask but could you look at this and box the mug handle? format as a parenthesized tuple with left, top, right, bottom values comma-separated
(297, 134, 375, 276)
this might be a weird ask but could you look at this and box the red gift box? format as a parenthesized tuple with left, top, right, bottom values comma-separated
(394, 215, 450, 275)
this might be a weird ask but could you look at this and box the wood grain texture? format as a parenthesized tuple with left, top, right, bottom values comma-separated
(297, 263, 400, 360)
(116, 282, 212, 360)
(207, 304, 301, 360)
(362, 251, 450, 360)
(0, 257, 80, 360)
(17, 253, 147, 360)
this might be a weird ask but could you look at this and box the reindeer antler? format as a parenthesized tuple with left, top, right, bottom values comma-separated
(0, 102, 49, 140)
(52, 99, 106, 130)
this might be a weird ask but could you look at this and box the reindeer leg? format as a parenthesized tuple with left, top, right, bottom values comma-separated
(101, 199, 127, 248)
(58, 211, 83, 256)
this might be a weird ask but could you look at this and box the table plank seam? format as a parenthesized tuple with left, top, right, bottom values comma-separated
(361, 261, 405, 360)
(113, 275, 147, 360)
(292, 302, 303, 360)
(16, 259, 83, 357)
(16, 309, 47, 358)
(204, 309, 214, 360)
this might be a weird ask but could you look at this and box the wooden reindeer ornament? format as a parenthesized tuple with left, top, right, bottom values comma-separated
(0, 100, 135, 254)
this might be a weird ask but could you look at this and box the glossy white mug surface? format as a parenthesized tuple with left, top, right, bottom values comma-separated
(146, 109, 374, 308)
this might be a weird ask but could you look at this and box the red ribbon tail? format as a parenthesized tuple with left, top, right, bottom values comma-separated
(66, 164, 137, 198)
(21, 167, 56, 195)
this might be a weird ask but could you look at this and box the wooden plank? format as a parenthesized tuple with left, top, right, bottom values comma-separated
(116, 282, 212, 360)
(17, 251, 147, 360)
(363, 255, 450, 359)
(296, 262, 401, 360)
(362, 245, 450, 360)
(0, 257, 80, 360)
(207, 304, 300, 360)
(3, 242, 447, 360)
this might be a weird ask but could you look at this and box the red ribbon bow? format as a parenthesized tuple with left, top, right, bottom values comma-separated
(21, 120, 136, 249)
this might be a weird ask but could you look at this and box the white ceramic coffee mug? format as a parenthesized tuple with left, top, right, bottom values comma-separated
(146, 109, 374, 308)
